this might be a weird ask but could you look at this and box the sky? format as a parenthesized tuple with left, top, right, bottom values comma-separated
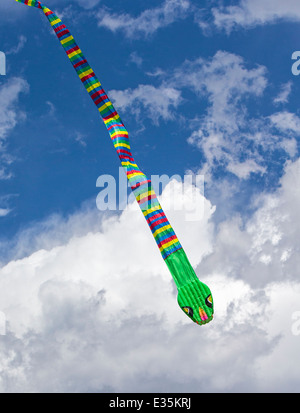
(0, 0, 300, 393)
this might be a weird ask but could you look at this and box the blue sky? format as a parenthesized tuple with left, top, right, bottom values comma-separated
(1, 0, 299, 245)
(0, 0, 300, 393)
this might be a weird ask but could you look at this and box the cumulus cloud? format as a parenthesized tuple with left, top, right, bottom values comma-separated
(199, 159, 300, 287)
(108, 51, 299, 180)
(212, 0, 300, 32)
(110, 84, 182, 125)
(96, 0, 191, 38)
(167, 51, 298, 180)
(0, 163, 299, 392)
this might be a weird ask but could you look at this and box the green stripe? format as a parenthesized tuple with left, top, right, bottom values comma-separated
(69, 52, 84, 62)
(113, 138, 130, 145)
(76, 66, 92, 76)
(83, 77, 99, 89)
(99, 103, 115, 116)
(62, 38, 76, 48)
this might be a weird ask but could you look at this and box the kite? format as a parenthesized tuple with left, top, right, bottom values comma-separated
(16, 0, 214, 325)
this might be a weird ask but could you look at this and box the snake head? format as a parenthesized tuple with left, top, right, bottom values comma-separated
(177, 279, 213, 325)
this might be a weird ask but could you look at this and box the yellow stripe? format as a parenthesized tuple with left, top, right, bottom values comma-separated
(136, 190, 155, 202)
(159, 238, 179, 252)
(103, 114, 120, 123)
(98, 101, 113, 112)
(50, 18, 61, 26)
(153, 225, 172, 238)
(78, 68, 93, 79)
(68, 49, 82, 59)
(43, 7, 51, 13)
(60, 35, 74, 45)
(143, 205, 161, 217)
(114, 143, 130, 149)
(86, 81, 101, 93)
(127, 171, 144, 178)
(111, 131, 129, 139)
(121, 161, 138, 168)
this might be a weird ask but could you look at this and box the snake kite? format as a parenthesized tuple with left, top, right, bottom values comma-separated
(16, 0, 214, 325)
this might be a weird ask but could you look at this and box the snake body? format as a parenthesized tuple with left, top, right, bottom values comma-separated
(16, 0, 214, 325)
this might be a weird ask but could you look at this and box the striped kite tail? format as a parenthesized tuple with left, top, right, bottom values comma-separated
(16, 0, 42, 8)
(15, 0, 183, 262)
(16, 0, 214, 325)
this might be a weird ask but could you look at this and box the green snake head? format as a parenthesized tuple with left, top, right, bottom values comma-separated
(177, 279, 213, 325)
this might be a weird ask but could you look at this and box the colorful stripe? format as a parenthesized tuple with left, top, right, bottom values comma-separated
(16, 0, 215, 326)
(16, 0, 182, 261)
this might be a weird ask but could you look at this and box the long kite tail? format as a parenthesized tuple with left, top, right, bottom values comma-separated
(16, 0, 214, 325)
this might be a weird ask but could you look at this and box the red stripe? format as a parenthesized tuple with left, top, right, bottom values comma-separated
(57, 29, 69, 38)
(24, 0, 29, 5)
(81, 73, 96, 83)
(111, 134, 129, 140)
(119, 156, 135, 164)
(94, 95, 108, 106)
(66, 45, 80, 55)
(73, 59, 88, 69)
(149, 217, 168, 230)
(117, 149, 131, 155)
(118, 153, 135, 161)
(102, 111, 119, 121)
(107, 123, 123, 131)
(54, 24, 66, 33)
(138, 194, 156, 205)
(131, 179, 151, 190)
(146, 212, 165, 224)
(157, 235, 178, 249)
(117, 150, 134, 161)
(45, 10, 53, 16)
(91, 89, 105, 100)
(127, 170, 144, 177)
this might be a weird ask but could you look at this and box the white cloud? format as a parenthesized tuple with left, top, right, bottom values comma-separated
(96, 0, 191, 38)
(199, 159, 300, 288)
(0, 77, 28, 141)
(6, 35, 27, 56)
(109, 51, 298, 180)
(129, 52, 143, 68)
(227, 159, 266, 179)
(269, 111, 300, 132)
(171, 51, 269, 178)
(212, 0, 300, 32)
(273, 81, 292, 105)
(161, 51, 299, 180)
(110, 84, 182, 125)
(74, 0, 101, 9)
(0, 77, 29, 180)
(0, 208, 10, 217)
(0, 162, 299, 392)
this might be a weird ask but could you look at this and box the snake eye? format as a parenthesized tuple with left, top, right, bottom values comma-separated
(182, 306, 194, 318)
(205, 294, 213, 308)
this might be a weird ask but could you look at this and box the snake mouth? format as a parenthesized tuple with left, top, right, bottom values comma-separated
(182, 305, 213, 325)
(196, 314, 214, 325)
